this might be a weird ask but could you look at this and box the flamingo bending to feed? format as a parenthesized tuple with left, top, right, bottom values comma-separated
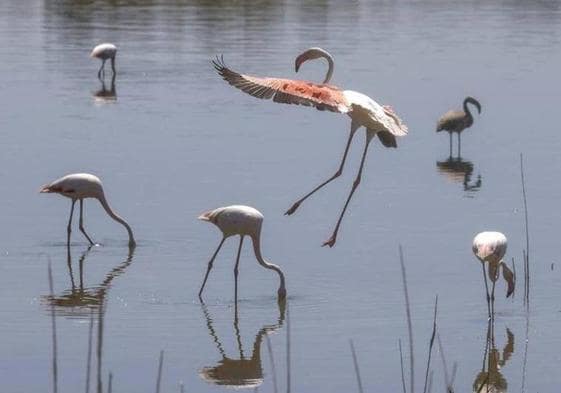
(40, 173, 136, 247)
(472, 231, 514, 318)
(437, 96, 481, 156)
(90, 43, 117, 79)
(213, 48, 408, 247)
(198, 205, 286, 301)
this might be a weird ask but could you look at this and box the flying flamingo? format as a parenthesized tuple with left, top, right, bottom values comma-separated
(472, 231, 514, 318)
(198, 205, 286, 301)
(213, 48, 408, 247)
(40, 173, 136, 247)
(90, 43, 117, 79)
(437, 96, 481, 157)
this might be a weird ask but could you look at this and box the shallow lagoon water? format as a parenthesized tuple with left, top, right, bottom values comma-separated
(1, 1, 561, 392)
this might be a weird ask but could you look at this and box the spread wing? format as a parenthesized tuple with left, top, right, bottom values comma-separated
(213, 57, 350, 113)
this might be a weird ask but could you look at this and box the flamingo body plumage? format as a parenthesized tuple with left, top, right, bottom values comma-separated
(437, 96, 481, 156)
(91, 43, 117, 78)
(198, 205, 286, 300)
(212, 48, 407, 247)
(40, 173, 136, 247)
(472, 231, 514, 318)
(473, 231, 507, 265)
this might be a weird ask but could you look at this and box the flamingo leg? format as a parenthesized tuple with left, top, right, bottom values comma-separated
(285, 121, 360, 216)
(234, 235, 244, 303)
(198, 237, 226, 300)
(458, 132, 462, 158)
(78, 199, 95, 246)
(490, 267, 497, 319)
(66, 243, 76, 290)
(98, 59, 106, 79)
(323, 131, 373, 248)
(449, 132, 453, 158)
(481, 263, 491, 319)
(67, 199, 76, 244)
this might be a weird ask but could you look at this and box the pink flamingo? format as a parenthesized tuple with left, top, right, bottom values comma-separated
(213, 48, 407, 247)
(198, 205, 286, 301)
(90, 43, 117, 79)
(40, 173, 136, 247)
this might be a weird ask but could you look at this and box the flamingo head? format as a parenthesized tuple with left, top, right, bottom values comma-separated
(465, 96, 482, 114)
(295, 47, 328, 73)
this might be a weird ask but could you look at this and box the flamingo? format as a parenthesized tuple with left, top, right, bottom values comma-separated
(437, 97, 481, 157)
(198, 205, 286, 301)
(90, 43, 117, 79)
(213, 48, 408, 247)
(40, 173, 136, 247)
(472, 231, 514, 318)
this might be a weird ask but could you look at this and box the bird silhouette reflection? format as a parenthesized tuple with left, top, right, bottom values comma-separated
(436, 155, 482, 193)
(93, 74, 116, 102)
(44, 244, 135, 318)
(472, 322, 514, 393)
(199, 299, 286, 389)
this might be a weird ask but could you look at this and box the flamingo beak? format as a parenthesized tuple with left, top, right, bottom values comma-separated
(198, 210, 214, 222)
(39, 184, 51, 193)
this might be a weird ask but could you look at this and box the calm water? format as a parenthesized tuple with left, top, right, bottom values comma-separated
(1, 1, 561, 392)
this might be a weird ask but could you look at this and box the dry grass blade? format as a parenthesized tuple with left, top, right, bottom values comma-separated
(265, 334, 279, 393)
(349, 339, 364, 393)
(449, 362, 458, 390)
(107, 372, 113, 393)
(511, 257, 516, 299)
(521, 312, 530, 393)
(399, 245, 415, 393)
(399, 339, 407, 393)
(96, 304, 104, 393)
(520, 153, 530, 307)
(436, 334, 453, 393)
(48, 262, 58, 393)
(427, 370, 433, 393)
(86, 309, 94, 393)
(156, 350, 164, 393)
(286, 302, 291, 393)
(422, 295, 438, 393)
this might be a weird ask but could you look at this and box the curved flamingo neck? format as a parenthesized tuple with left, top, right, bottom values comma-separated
(321, 52, 334, 84)
(463, 98, 474, 122)
(298, 48, 334, 84)
(251, 232, 286, 299)
(97, 194, 136, 247)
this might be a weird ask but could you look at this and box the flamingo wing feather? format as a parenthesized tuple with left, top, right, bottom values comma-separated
(213, 57, 349, 113)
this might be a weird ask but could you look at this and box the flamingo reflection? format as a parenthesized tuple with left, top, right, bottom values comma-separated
(436, 156, 482, 193)
(199, 299, 286, 389)
(473, 323, 514, 393)
(44, 245, 135, 318)
(93, 74, 117, 103)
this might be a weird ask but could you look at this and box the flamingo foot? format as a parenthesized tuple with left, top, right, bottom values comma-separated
(284, 202, 300, 216)
(322, 234, 337, 248)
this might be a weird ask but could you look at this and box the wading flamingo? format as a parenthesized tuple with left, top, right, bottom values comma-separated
(437, 97, 481, 157)
(213, 48, 408, 247)
(40, 173, 136, 247)
(91, 43, 117, 79)
(198, 205, 286, 301)
(472, 231, 514, 318)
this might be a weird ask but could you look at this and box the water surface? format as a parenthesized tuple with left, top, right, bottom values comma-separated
(1, 1, 561, 392)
